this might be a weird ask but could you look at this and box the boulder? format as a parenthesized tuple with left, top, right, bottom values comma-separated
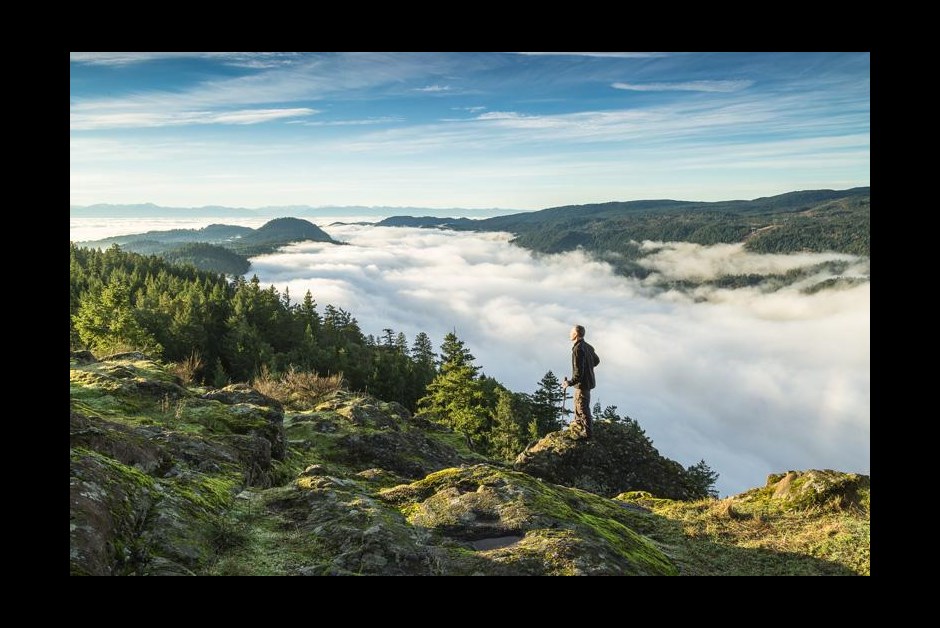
(514, 421, 696, 499)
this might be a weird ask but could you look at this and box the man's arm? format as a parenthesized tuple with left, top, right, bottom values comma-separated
(568, 344, 583, 387)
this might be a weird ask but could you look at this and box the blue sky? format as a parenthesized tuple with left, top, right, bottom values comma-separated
(70, 52, 870, 209)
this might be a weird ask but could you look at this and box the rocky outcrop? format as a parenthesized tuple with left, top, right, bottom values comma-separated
(514, 421, 698, 499)
(210, 463, 676, 576)
(70, 355, 287, 575)
(284, 391, 485, 479)
(744, 469, 871, 512)
(380, 465, 677, 576)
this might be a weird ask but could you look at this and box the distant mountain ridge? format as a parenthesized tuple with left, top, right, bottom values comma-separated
(71, 203, 519, 219)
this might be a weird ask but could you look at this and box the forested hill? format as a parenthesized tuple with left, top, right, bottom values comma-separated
(377, 188, 870, 267)
(478, 187, 869, 230)
(75, 217, 338, 274)
(477, 187, 870, 260)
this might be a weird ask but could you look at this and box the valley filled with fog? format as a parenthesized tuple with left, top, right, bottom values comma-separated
(71, 218, 870, 495)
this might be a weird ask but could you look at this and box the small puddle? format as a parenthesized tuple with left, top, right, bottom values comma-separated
(470, 535, 524, 551)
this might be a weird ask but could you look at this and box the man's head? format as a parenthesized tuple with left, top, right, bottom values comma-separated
(570, 325, 585, 341)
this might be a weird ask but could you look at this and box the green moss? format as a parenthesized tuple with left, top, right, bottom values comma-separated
(380, 464, 677, 575)
(71, 447, 156, 490)
(170, 474, 238, 514)
(180, 399, 268, 434)
(575, 512, 677, 575)
(424, 431, 489, 461)
(206, 507, 329, 576)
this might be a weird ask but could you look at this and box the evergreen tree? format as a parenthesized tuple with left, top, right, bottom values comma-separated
(74, 278, 163, 356)
(419, 365, 488, 443)
(395, 332, 409, 356)
(531, 370, 564, 435)
(439, 331, 477, 374)
(490, 388, 527, 460)
(410, 332, 436, 368)
(298, 290, 321, 336)
(598, 404, 623, 423)
(685, 460, 720, 499)
(418, 332, 487, 446)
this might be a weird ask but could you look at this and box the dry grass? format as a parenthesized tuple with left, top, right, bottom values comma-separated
(643, 492, 870, 575)
(173, 351, 204, 386)
(252, 366, 344, 410)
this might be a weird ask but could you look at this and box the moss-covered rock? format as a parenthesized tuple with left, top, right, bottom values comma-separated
(745, 469, 871, 512)
(381, 464, 677, 575)
(70, 356, 289, 575)
(514, 421, 698, 499)
(200, 384, 286, 462)
(284, 391, 484, 479)
(70, 448, 157, 576)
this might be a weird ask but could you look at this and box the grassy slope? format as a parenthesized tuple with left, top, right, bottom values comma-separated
(617, 470, 870, 575)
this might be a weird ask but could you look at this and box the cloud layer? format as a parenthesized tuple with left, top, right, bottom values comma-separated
(638, 241, 866, 282)
(248, 225, 870, 495)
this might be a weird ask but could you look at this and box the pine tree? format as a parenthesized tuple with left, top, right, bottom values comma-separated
(599, 404, 623, 423)
(531, 370, 564, 435)
(490, 388, 528, 460)
(685, 460, 720, 499)
(439, 331, 477, 374)
(410, 332, 436, 368)
(418, 332, 487, 446)
(419, 365, 488, 441)
(395, 332, 409, 356)
(74, 278, 163, 356)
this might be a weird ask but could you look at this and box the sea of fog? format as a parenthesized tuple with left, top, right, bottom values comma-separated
(70, 217, 870, 496)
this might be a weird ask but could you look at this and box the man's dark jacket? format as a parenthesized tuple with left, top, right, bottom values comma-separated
(569, 339, 600, 389)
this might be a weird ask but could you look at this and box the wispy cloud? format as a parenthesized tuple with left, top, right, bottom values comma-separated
(476, 111, 528, 120)
(70, 53, 454, 119)
(515, 52, 668, 59)
(638, 241, 863, 284)
(69, 51, 304, 68)
(340, 87, 868, 158)
(291, 116, 403, 127)
(414, 84, 452, 93)
(612, 80, 754, 93)
(70, 107, 316, 130)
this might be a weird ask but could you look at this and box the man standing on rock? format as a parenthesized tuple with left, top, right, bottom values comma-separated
(563, 325, 600, 440)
